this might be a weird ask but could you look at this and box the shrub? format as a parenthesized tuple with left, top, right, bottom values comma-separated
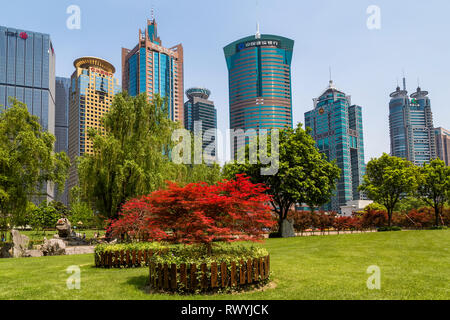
(377, 226, 402, 232)
(108, 175, 276, 254)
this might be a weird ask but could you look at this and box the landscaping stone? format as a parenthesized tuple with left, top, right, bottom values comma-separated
(41, 238, 66, 256)
(56, 218, 72, 238)
(11, 230, 30, 258)
(281, 219, 295, 238)
(0, 243, 13, 258)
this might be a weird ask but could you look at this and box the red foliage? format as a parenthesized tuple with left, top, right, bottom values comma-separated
(360, 209, 388, 229)
(108, 174, 276, 245)
(289, 210, 311, 234)
(403, 208, 435, 229)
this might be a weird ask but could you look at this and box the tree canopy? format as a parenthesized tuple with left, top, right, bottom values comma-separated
(224, 123, 340, 235)
(416, 159, 450, 226)
(359, 153, 418, 226)
(77, 93, 182, 220)
(0, 99, 69, 229)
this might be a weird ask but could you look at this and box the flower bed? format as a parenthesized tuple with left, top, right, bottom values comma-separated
(94, 242, 167, 268)
(148, 245, 270, 293)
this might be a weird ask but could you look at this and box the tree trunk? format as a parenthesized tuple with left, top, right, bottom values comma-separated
(434, 205, 440, 227)
(388, 209, 393, 227)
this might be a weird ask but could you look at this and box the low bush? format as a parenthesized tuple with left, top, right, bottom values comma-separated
(149, 243, 268, 266)
(94, 242, 167, 255)
(377, 226, 402, 232)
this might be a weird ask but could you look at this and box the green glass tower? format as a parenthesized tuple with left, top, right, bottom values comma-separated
(305, 81, 366, 212)
(224, 31, 294, 156)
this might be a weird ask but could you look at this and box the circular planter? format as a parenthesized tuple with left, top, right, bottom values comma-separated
(148, 255, 270, 293)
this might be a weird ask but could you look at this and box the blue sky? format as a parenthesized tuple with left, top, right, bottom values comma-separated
(1, 0, 449, 162)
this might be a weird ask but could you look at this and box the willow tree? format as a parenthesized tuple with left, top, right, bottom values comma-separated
(77, 93, 180, 220)
(0, 99, 69, 230)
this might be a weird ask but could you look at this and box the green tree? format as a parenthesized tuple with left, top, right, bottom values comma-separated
(0, 99, 69, 230)
(224, 123, 340, 236)
(359, 153, 418, 227)
(29, 202, 60, 234)
(68, 186, 95, 229)
(416, 159, 450, 226)
(77, 93, 180, 220)
(394, 197, 427, 214)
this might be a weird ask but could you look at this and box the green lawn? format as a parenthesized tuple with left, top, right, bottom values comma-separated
(0, 230, 449, 300)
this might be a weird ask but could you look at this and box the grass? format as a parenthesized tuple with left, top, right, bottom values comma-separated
(0, 230, 449, 300)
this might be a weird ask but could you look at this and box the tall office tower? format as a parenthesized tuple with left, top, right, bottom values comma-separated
(55, 77, 70, 204)
(223, 30, 294, 156)
(435, 127, 450, 166)
(389, 79, 436, 166)
(68, 57, 121, 192)
(0, 26, 56, 202)
(305, 80, 366, 212)
(122, 18, 184, 124)
(184, 88, 217, 158)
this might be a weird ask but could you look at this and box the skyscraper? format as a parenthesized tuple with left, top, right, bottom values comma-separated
(389, 79, 436, 166)
(305, 80, 366, 212)
(0, 25, 56, 202)
(184, 88, 217, 158)
(223, 31, 294, 156)
(435, 127, 450, 166)
(122, 18, 184, 124)
(55, 77, 70, 204)
(68, 57, 121, 191)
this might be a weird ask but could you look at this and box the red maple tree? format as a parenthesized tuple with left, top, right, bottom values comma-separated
(108, 174, 276, 254)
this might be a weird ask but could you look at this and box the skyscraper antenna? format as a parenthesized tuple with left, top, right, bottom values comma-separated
(151, 3, 155, 21)
(255, 0, 261, 39)
(402, 69, 406, 91)
(256, 22, 261, 39)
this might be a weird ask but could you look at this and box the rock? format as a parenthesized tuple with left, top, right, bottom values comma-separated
(0, 243, 13, 258)
(56, 218, 72, 238)
(23, 250, 43, 258)
(41, 238, 66, 256)
(11, 230, 30, 258)
(281, 219, 296, 238)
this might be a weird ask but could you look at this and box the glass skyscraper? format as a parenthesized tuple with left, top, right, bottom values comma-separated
(55, 77, 70, 204)
(122, 18, 184, 124)
(223, 32, 294, 156)
(68, 57, 121, 192)
(389, 79, 436, 166)
(305, 81, 366, 212)
(434, 127, 450, 166)
(184, 88, 217, 159)
(0, 25, 56, 202)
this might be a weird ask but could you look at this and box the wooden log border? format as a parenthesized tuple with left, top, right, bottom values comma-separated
(148, 255, 271, 293)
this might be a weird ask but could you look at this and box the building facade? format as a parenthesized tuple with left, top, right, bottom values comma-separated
(435, 127, 450, 166)
(184, 88, 217, 159)
(223, 33, 294, 156)
(68, 57, 120, 191)
(389, 80, 436, 166)
(55, 77, 70, 204)
(0, 25, 56, 202)
(305, 81, 366, 212)
(122, 18, 184, 124)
